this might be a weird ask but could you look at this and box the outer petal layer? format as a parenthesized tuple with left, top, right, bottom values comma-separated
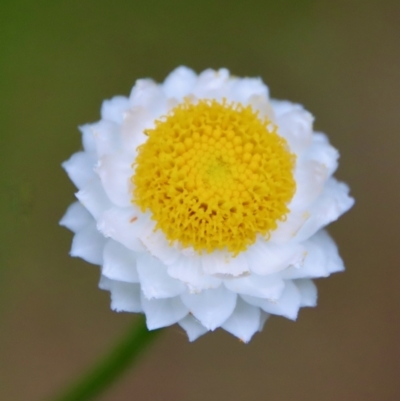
(178, 314, 208, 342)
(221, 298, 261, 343)
(181, 286, 237, 330)
(141, 295, 188, 330)
(102, 239, 139, 283)
(99, 277, 142, 313)
(62, 152, 96, 190)
(60, 201, 92, 233)
(70, 222, 106, 265)
(242, 280, 301, 320)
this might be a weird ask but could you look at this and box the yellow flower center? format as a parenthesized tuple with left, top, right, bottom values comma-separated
(132, 99, 295, 255)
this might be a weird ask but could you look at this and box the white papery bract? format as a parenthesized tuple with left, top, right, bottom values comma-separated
(61, 67, 354, 342)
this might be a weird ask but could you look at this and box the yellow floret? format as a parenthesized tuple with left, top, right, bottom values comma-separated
(132, 99, 296, 255)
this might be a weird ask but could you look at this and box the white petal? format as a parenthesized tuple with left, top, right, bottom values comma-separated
(246, 237, 305, 275)
(224, 273, 284, 300)
(97, 207, 151, 252)
(262, 281, 301, 320)
(90, 120, 120, 158)
(136, 253, 185, 299)
(178, 314, 208, 342)
(162, 66, 197, 100)
(247, 95, 275, 121)
(271, 100, 301, 117)
(323, 237, 345, 274)
(101, 95, 130, 125)
(102, 239, 139, 283)
(96, 152, 133, 207)
(270, 179, 354, 245)
(60, 201, 93, 233)
(201, 251, 249, 277)
(268, 208, 310, 245)
(70, 221, 106, 264)
(222, 298, 261, 343)
(310, 229, 344, 275)
(274, 101, 313, 154)
(139, 229, 181, 266)
(280, 230, 341, 279)
(293, 179, 354, 242)
(167, 255, 221, 292)
(79, 124, 96, 155)
(258, 311, 270, 332)
(99, 274, 111, 290)
(62, 151, 96, 190)
(242, 280, 301, 320)
(141, 294, 188, 330)
(295, 279, 317, 307)
(100, 276, 142, 312)
(181, 286, 237, 330)
(193, 68, 230, 99)
(75, 179, 113, 220)
(304, 132, 339, 178)
(289, 159, 329, 211)
(121, 107, 152, 155)
(129, 79, 167, 117)
(229, 77, 269, 103)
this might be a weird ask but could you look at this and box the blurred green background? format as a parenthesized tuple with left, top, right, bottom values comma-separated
(1, 0, 399, 400)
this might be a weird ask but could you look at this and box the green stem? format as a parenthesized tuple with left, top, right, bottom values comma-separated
(47, 317, 162, 401)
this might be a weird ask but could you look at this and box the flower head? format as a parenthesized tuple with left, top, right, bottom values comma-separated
(61, 67, 354, 342)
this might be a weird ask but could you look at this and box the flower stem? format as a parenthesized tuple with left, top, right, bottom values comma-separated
(47, 317, 162, 401)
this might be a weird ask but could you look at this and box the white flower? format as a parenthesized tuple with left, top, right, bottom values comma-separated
(61, 67, 354, 342)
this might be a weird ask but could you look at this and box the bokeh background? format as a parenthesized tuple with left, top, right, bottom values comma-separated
(1, 0, 399, 400)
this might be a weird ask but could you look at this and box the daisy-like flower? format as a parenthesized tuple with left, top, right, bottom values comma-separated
(61, 67, 354, 342)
